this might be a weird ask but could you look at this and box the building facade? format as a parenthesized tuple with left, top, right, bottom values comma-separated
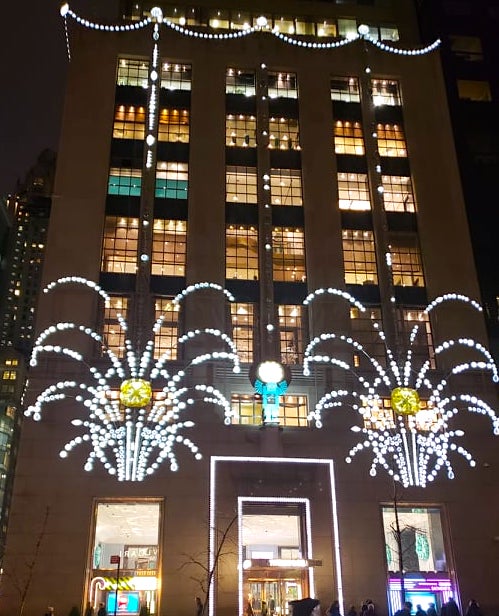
(1, 2, 498, 616)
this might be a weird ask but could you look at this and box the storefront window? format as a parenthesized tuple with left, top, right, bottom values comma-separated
(89, 500, 162, 615)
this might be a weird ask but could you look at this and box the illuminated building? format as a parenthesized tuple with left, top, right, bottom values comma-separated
(1, 3, 498, 616)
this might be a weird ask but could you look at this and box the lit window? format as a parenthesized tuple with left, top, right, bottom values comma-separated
(376, 124, 407, 157)
(158, 108, 190, 143)
(382, 176, 416, 213)
(389, 234, 425, 287)
(316, 20, 337, 37)
(226, 114, 257, 147)
(331, 77, 360, 103)
(338, 18, 358, 39)
(226, 226, 258, 280)
(279, 305, 305, 364)
(268, 117, 300, 150)
(226, 166, 258, 203)
(296, 18, 315, 36)
(231, 393, 308, 426)
(457, 80, 491, 101)
(230, 12, 252, 31)
(116, 58, 149, 88)
(102, 296, 128, 357)
(208, 9, 229, 29)
(154, 298, 180, 361)
(230, 303, 254, 363)
(108, 167, 142, 197)
(334, 121, 365, 155)
(151, 219, 187, 276)
(342, 229, 378, 285)
(338, 173, 371, 211)
(398, 309, 435, 369)
(268, 72, 298, 99)
(371, 80, 401, 106)
(350, 306, 385, 367)
(270, 169, 303, 206)
(161, 62, 192, 91)
(226, 68, 256, 96)
(155, 162, 188, 200)
(2, 371, 16, 381)
(113, 105, 146, 140)
(272, 228, 306, 282)
(273, 16, 296, 35)
(101, 217, 139, 274)
(379, 25, 399, 42)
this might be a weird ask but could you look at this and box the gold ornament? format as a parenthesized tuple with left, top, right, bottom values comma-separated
(119, 379, 152, 408)
(391, 387, 420, 416)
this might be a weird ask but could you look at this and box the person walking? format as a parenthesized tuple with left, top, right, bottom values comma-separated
(97, 602, 107, 616)
(196, 597, 204, 616)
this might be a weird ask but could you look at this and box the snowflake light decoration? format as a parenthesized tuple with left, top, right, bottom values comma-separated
(304, 288, 499, 487)
(25, 277, 241, 481)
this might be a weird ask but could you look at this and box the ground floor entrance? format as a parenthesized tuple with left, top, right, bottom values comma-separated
(245, 569, 309, 616)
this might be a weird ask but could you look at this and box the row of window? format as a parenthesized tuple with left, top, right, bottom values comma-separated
(125, 5, 400, 43)
(108, 165, 415, 213)
(118, 60, 403, 106)
(102, 217, 425, 288)
(103, 294, 433, 370)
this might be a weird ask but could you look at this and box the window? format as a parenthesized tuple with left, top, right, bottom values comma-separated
(296, 18, 315, 36)
(399, 309, 435, 369)
(382, 506, 448, 573)
(230, 303, 254, 363)
(208, 9, 229, 29)
(113, 105, 146, 140)
(151, 219, 187, 276)
(342, 229, 378, 285)
(268, 117, 300, 150)
(226, 114, 257, 147)
(338, 18, 358, 39)
(334, 121, 365, 155)
(161, 62, 192, 91)
(317, 20, 337, 37)
(102, 296, 128, 357)
(101, 217, 139, 274)
(89, 501, 161, 614)
(338, 172, 370, 211)
(231, 394, 308, 426)
(379, 25, 399, 42)
(116, 58, 149, 87)
(450, 35, 483, 61)
(272, 228, 306, 282)
(371, 80, 401, 106)
(279, 305, 304, 364)
(158, 108, 189, 143)
(226, 68, 256, 96)
(331, 77, 360, 103)
(457, 80, 491, 101)
(230, 12, 252, 30)
(155, 162, 188, 199)
(226, 226, 258, 280)
(382, 176, 415, 213)
(2, 371, 16, 381)
(108, 167, 142, 197)
(268, 72, 298, 99)
(376, 124, 407, 157)
(350, 306, 385, 367)
(154, 298, 180, 360)
(389, 234, 425, 287)
(226, 166, 258, 203)
(270, 169, 303, 206)
(273, 16, 296, 35)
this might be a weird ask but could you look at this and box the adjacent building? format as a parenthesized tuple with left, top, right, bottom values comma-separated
(1, 3, 498, 616)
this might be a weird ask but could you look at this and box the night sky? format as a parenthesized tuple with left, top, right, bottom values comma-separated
(0, 0, 118, 196)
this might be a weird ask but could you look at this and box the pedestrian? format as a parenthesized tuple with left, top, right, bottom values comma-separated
(465, 601, 482, 616)
(84, 603, 94, 616)
(416, 605, 427, 616)
(246, 601, 255, 616)
(445, 598, 461, 616)
(327, 601, 342, 616)
(97, 602, 107, 616)
(196, 597, 204, 616)
(262, 601, 269, 616)
(427, 604, 437, 616)
(394, 602, 412, 616)
(347, 606, 357, 616)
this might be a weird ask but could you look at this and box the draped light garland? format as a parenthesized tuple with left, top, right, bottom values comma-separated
(25, 277, 241, 481)
(304, 290, 499, 488)
(59, 3, 441, 60)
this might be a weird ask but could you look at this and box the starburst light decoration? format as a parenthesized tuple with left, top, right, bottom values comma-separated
(25, 277, 241, 481)
(304, 288, 499, 487)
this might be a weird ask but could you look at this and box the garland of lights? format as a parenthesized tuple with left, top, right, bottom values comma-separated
(26, 277, 241, 481)
(59, 3, 441, 60)
(304, 289, 499, 488)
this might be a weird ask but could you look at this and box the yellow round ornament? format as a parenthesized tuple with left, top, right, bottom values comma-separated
(390, 387, 420, 416)
(119, 378, 152, 408)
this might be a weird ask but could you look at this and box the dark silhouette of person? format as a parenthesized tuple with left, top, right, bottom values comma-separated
(465, 600, 482, 616)
(247, 601, 255, 616)
(347, 606, 357, 616)
(328, 601, 342, 616)
(262, 601, 269, 616)
(395, 602, 412, 616)
(97, 602, 107, 616)
(445, 598, 461, 616)
(427, 604, 437, 616)
(196, 597, 204, 616)
(416, 605, 427, 616)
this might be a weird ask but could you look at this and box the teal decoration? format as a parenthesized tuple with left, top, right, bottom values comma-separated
(415, 532, 430, 560)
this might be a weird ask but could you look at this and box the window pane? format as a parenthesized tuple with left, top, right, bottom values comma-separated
(331, 77, 360, 103)
(226, 68, 256, 96)
(376, 124, 407, 157)
(226, 166, 258, 203)
(154, 298, 180, 360)
(226, 114, 257, 147)
(268, 117, 300, 151)
(108, 167, 142, 197)
(272, 228, 306, 282)
(350, 306, 385, 368)
(151, 219, 187, 276)
(342, 229, 378, 285)
(270, 169, 303, 206)
(230, 303, 254, 363)
(101, 216, 139, 274)
(338, 18, 357, 39)
(226, 226, 259, 280)
(338, 172, 371, 211)
(155, 162, 188, 200)
(317, 20, 337, 37)
(389, 233, 425, 287)
(399, 309, 435, 368)
(160, 62, 192, 91)
(268, 72, 298, 99)
(279, 305, 304, 364)
(334, 121, 365, 155)
(371, 80, 401, 106)
(117, 58, 149, 88)
(231, 394, 308, 426)
(158, 108, 189, 143)
(382, 176, 415, 213)
(102, 296, 128, 357)
(450, 35, 483, 61)
(113, 105, 146, 140)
